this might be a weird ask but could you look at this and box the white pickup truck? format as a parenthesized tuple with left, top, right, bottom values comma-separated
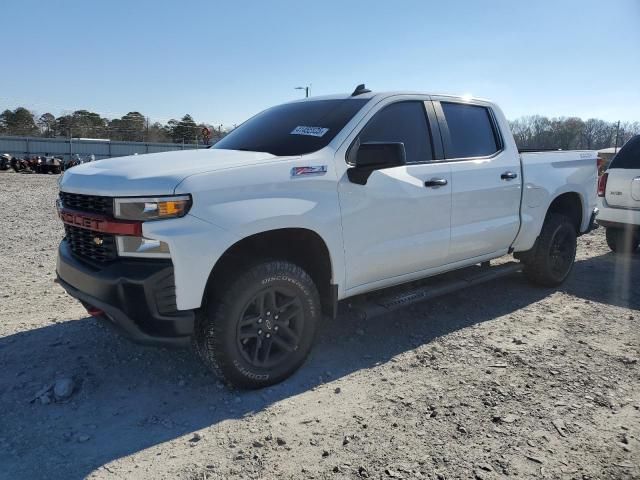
(56, 86, 598, 388)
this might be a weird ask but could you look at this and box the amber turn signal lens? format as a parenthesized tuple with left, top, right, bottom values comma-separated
(158, 200, 189, 217)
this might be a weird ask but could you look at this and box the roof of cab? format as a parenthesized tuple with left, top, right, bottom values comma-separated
(287, 91, 492, 105)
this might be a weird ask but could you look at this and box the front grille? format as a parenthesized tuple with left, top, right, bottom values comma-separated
(59, 192, 113, 216)
(64, 224, 117, 263)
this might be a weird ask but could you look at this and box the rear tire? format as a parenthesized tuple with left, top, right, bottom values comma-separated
(605, 227, 639, 254)
(522, 214, 577, 287)
(193, 260, 321, 389)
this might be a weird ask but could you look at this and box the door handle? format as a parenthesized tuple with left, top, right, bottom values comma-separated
(501, 171, 518, 180)
(424, 178, 448, 188)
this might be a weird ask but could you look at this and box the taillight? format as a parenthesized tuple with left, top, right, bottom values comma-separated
(597, 172, 608, 197)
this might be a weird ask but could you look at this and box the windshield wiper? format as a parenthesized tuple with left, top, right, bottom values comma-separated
(230, 147, 269, 154)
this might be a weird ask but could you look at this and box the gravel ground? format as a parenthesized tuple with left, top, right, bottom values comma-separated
(0, 172, 638, 480)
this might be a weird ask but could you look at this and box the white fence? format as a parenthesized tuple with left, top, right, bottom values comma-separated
(0, 136, 206, 160)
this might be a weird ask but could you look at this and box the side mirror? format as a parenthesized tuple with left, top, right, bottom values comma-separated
(348, 142, 406, 185)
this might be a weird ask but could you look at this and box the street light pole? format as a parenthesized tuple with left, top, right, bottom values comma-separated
(295, 85, 311, 98)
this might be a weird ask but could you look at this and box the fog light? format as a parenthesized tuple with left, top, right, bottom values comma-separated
(116, 236, 170, 258)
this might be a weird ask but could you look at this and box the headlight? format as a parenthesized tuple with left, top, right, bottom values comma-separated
(116, 236, 170, 258)
(114, 195, 191, 221)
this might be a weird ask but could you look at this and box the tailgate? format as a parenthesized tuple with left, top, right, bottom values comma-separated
(605, 169, 640, 208)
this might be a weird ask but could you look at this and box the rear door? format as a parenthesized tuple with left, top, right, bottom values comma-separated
(605, 136, 640, 209)
(434, 100, 521, 263)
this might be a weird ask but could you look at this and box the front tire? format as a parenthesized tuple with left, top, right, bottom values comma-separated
(522, 214, 577, 287)
(194, 260, 321, 389)
(605, 227, 639, 254)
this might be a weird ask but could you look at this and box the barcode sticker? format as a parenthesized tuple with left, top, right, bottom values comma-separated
(290, 126, 329, 137)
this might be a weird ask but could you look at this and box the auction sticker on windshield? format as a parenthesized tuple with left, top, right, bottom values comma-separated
(290, 126, 329, 137)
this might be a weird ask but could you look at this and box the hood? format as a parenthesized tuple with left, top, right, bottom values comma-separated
(59, 148, 278, 196)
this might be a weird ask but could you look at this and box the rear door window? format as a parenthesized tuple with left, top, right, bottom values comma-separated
(357, 101, 434, 164)
(441, 102, 500, 159)
(609, 135, 640, 169)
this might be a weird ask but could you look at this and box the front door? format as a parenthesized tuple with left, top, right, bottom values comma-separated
(338, 100, 452, 290)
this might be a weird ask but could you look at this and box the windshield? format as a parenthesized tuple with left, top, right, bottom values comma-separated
(213, 98, 369, 156)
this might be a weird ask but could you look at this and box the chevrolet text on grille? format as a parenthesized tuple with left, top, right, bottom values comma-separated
(57, 206, 142, 236)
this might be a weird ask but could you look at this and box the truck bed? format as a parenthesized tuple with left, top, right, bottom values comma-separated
(510, 149, 598, 253)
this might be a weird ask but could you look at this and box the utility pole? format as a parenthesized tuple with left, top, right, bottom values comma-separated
(614, 120, 620, 153)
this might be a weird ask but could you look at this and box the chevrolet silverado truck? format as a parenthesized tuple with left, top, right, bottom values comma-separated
(56, 86, 598, 388)
(597, 135, 640, 253)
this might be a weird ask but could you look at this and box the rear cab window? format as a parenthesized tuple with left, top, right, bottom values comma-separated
(609, 135, 640, 169)
(214, 98, 369, 156)
(440, 102, 501, 159)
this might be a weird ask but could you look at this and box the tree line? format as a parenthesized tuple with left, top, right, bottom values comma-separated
(1, 106, 638, 150)
(509, 116, 639, 151)
(0, 107, 227, 144)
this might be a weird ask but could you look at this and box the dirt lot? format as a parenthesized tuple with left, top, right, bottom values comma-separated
(0, 172, 638, 480)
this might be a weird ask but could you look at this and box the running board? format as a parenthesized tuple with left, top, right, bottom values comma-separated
(348, 261, 523, 320)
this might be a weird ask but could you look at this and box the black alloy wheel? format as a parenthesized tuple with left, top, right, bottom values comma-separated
(548, 227, 576, 278)
(236, 286, 305, 368)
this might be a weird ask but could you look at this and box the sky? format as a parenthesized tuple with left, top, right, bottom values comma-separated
(2, 0, 639, 126)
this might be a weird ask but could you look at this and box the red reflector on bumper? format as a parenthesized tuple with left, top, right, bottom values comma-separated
(85, 305, 104, 317)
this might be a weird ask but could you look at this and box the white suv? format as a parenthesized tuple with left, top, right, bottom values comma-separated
(597, 135, 640, 253)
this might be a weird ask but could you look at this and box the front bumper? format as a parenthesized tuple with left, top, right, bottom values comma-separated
(56, 240, 194, 346)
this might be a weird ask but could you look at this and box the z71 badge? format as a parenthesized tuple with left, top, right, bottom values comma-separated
(291, 165, 328, 177)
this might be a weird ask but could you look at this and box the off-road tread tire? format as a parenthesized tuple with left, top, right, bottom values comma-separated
(194, 260, 320, 389)
(605, 227, 639, 254)
(523, 213, 577, 287)
(192, 308, 215, 368)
